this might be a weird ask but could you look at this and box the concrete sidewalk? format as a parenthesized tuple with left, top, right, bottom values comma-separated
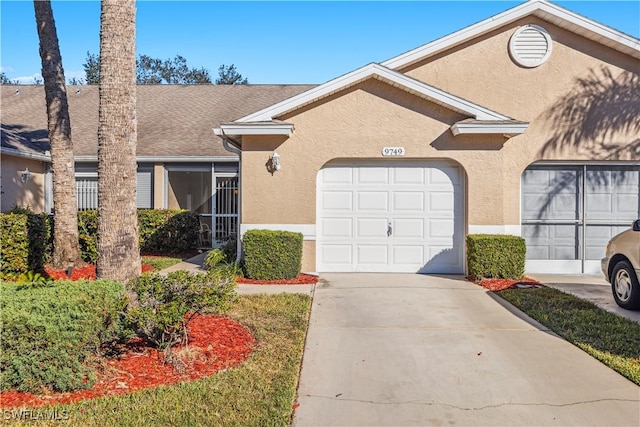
(530, 274, 640, 324)
(159, 252, 314, 296)
(292, 273, 640, 426)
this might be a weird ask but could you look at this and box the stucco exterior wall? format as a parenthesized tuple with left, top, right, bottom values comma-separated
(1, 156, 47, 213)
(239, 21, 638, 271)
(400, 17, 638, 225)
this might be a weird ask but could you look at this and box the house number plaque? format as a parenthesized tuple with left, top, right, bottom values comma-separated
(381, 147, 405, 156)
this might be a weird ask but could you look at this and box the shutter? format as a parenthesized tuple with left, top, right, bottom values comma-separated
(136, 169, 153, 209)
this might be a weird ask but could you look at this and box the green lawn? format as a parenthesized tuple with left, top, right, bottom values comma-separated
(140, 255, 184, 271)
(498, 286, 640, 385)
(5, 294, 311, 427)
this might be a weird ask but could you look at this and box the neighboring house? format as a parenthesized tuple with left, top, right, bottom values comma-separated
(1, 84, 313, 245)
(213, 0, 639, 275)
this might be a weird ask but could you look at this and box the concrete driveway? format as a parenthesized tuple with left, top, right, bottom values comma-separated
(292, 274, 640, 426)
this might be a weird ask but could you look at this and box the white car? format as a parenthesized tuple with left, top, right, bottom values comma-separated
(601, 219, 640, 310)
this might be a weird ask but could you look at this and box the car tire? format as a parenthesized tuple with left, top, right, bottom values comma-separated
(611, 260, 640, 310)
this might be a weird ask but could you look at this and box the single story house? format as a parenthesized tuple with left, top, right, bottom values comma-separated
(214, 0, 639, 275)
(1, 84, 313, 244)
(2, 0, 638, 275)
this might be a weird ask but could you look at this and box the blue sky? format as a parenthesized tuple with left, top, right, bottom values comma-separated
(1, 1, 638, 84)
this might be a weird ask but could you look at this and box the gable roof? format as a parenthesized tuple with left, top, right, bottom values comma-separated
(382, 0, 640, 70)
(235, 63, 513, 123)
(1, 84, 315, 160)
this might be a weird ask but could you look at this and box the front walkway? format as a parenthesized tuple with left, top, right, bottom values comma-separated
(292, 273, 640, 426)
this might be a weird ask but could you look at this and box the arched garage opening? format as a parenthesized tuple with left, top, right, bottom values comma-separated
(316, 159, 465, 273)
(521, 162, 640, 275)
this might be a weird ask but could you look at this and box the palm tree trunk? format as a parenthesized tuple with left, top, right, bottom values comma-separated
(96, 0, 141, 281)
(33, 0, 82, 269)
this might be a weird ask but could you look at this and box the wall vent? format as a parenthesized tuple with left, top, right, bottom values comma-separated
(509, 25, 552, 68)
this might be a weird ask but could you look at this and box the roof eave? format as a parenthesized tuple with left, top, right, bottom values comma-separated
(450, 122, 529, 137)
(214, 123, 294, 136)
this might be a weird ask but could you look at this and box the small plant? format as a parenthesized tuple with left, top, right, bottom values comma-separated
(204, 248, 226, 269)
(14, 270, 52, 287)
(125, 270, 237, 364)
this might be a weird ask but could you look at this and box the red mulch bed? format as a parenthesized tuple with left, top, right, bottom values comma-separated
(237, 273, 318, 285)
(0, 314, 254, 409)
(44, 264, 154, 281)
(467, 276, 542, 291)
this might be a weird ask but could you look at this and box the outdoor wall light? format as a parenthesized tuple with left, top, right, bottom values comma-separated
(271, 151, 281, 171)
(19, 168, 31, 183)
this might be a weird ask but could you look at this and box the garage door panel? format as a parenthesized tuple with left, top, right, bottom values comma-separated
(393, 192, 424, 211)
(322, 218, 353, 238)
(357, 245, 388, 264)
(427, 246, 460, 266)
(322, 167, 353, 184)
(394, 218, 424, 238)
(430, 167, 461, 185)
(357, 192, 388, 211)
(429, 219, 455, 237)
(394, 168, 424, 184)
(357, 218, 388, 238)
(392, 245, 424, 264)
(357, 168, 388, 184)
(320, 245, 353, 264)
(322, 191, 353, 211)
(429, 192, 455, 214)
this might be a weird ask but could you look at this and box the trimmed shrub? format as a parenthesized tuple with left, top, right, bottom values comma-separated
(242, 230, 303, 280)
(137, 210, 199, 254)
(125, 270, 236, 354)
(467, 234, 526, 279)
(0, 280, 129, 393)
(78, 210, 98, 263)
(0, 210, 50, 275)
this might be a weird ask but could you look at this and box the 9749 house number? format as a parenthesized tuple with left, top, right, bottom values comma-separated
(381, 147, 405, 156)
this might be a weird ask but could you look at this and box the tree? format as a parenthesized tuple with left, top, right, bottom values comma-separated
(0, 72, 17, 84)
(216, 64, 248, 85)
(83, 51, 100, 84)
(97, 0, 141, 282)
(33, 0, 82, 269)
(83, 52, 213, 84)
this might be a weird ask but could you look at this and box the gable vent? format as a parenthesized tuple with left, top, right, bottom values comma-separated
(509, 25, 552, 68)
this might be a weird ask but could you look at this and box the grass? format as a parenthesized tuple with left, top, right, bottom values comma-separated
(498, 286, 640, 385)
(140, 255, 183, 271)
(4, 293, 312, 427)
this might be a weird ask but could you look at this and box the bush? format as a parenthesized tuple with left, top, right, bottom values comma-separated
(137, 210, 199, 254)
(0, 210, 50, 275)
(0, 280, 128, 393)
(242, 230, 303, 280)
(78, 210, 98, 263)
(125, 270, 237, 355)
(467, 234, 526, 279)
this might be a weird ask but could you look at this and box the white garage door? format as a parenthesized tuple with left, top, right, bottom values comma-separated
(522, 164, 640, 274)
(317, 161, 464, 273)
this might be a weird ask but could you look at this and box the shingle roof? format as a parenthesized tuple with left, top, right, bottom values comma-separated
(1, 84, 316, 158)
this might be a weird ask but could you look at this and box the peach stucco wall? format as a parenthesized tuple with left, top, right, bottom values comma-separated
(1, 156, 47, 213)
(241, 18, 638, 271)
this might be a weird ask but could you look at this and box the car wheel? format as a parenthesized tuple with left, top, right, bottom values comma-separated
(611, 260, 640, 310)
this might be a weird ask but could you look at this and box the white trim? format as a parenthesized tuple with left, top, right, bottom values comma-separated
(236, 63, 511, 123)
(382, 0, 640, 70)
(240, 223, 316, 241)
(1, 147, 50, 162)
(526, 260, 583, 275)
(214, 123, 294, 136)
(468, 225, 522, 236)
(450, 122, 528, 136)
(74, 156, 238, 163)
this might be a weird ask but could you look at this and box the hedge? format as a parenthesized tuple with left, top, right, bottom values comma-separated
(242, 230, 303, 280)
(0, 280, 129, 393)
(467, 234, 526, 279)
(0, 209, 199, 273)
(0, 211, 49, 275)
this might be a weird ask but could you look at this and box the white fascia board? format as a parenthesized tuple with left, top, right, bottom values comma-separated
(382, 0, 639, 70)
(74, 155, 237, 163)
(451, 122, 528, 136)
(1, 146, 51, 162)
(216, 124, 293, 136)
(237, 63, 509, 122)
